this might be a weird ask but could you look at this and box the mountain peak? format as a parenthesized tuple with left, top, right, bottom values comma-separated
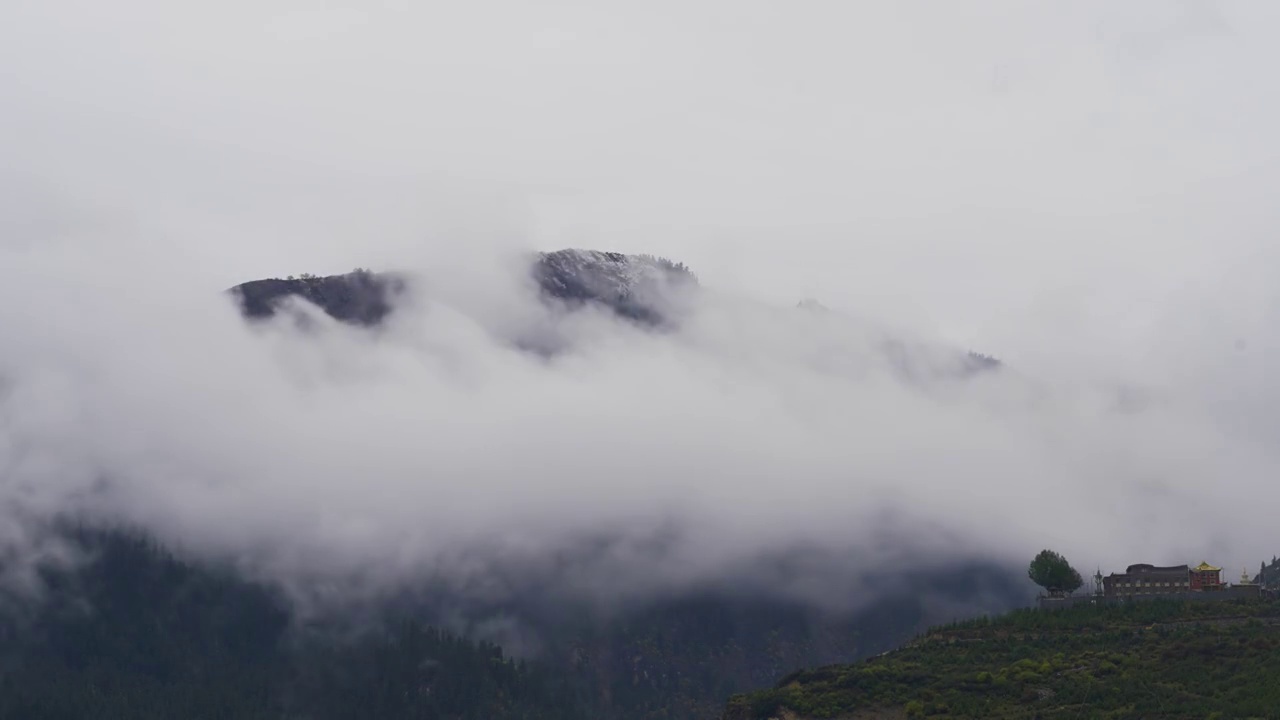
(533, 249, 698, 324)
(229, 250, 698, 327)
(232, 268, 407, 326)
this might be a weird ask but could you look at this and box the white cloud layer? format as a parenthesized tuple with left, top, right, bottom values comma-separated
(2, 0, 1280, 604)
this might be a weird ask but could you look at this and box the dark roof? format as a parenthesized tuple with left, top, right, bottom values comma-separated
(1124, 564, 1189, 574)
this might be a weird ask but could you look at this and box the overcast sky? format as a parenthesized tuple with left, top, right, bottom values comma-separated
(3, 1, 1280, 604)
(7, 1, 1280, 357)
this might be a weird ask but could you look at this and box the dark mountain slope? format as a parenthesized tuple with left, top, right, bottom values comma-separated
(210, 248, 1029, 718)
(0, 528, 584, 720)
(532, 249, 697, 325)
(230, 250, 697, 328)
(228, 248, 1001, 384)
(0, 525, 1030, 720)
(548, 560, 1028, 719)
(234, 268, 406, 325)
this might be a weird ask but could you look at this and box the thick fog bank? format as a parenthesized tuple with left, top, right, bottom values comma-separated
(4, 0, 1280, 612)
(1, 245, 1276, 615)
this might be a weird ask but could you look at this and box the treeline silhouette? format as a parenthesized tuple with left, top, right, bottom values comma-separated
(0, 529, 583, 720)
(0, 526, 1028, 719)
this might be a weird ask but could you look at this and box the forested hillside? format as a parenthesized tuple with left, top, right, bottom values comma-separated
(0, 528, 1027, 719)
(0, 529, 583, 720)
(722, 599, 1280, 719)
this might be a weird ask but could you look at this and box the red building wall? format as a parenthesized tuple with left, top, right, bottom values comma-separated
(1190, 569, 1221, 590)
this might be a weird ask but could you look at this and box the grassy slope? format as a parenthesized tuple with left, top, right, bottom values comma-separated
(722, 598, 1280, 720)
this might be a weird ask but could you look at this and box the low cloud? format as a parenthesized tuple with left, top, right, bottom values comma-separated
(3, 0, 1280, 612)
(0, 241, 1277, 613)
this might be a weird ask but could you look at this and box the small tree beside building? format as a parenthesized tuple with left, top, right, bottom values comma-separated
(1028, 549, 1084, 597)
